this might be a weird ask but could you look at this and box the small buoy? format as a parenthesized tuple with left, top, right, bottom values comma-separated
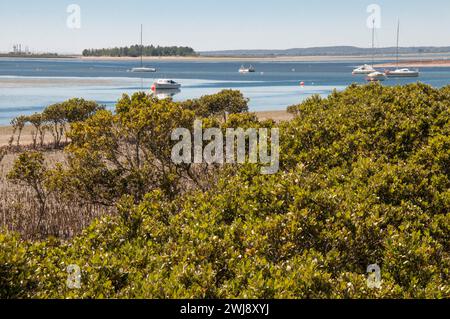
(300, 81, 305, 87)
(151, 85, 156, 91)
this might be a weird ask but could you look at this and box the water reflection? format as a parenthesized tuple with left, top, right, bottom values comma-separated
(152, 88, 181, 99)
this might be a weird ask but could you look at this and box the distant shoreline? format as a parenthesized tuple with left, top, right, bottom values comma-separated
(80, 55, 450, 68)
(76, 54, 450, 63)
(375, 59, 450, 68)
(2, 53, 450, 65)
(0, 54, 73, 59)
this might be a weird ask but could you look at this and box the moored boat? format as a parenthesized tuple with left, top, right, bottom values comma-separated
(385, 68, 419, 77)
(384, 21, 420, 78)
(152, 79, 181, 90)
(352, 19, 379, 76)
(131, 24, 157, 73)
(239, 65, 256, 73)
(352, 64, 376, 75)
(366, 71, 386, 82)
(131, 67, 157, 73)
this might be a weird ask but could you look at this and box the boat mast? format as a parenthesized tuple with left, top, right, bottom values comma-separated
(372, 19, 375, 68)
(396, 20, 400, 69)
(140, 24, 143, 68)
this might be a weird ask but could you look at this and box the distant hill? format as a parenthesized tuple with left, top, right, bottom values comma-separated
(200, 46, 450, 57)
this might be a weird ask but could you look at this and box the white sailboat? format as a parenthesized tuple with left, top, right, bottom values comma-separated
(385, 21, 419, 78)
(353, 19, 383, 79)
(352, 64, 376, 75)
(365, 20, 385, 81)
(385, 68, 419, 77)
(131, 25, 157, 73)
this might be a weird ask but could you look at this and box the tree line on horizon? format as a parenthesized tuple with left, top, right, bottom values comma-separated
(82, 44, 197, 57)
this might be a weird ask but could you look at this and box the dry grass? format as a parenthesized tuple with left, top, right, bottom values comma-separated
(256, 110, 294, 122)
(0, 125, 63, 147)
(0, 149, 108, 240)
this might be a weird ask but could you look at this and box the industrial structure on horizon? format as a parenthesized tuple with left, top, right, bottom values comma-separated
(11, 44, 31, 55)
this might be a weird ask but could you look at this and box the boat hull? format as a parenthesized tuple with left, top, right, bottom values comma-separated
(131, 67, 157, 73)
(153, 83, 181, 89)
(366, 72, 386, 82)
(367, 77, 386, 82)
(385, 71, 419, 78)
(352, 70, 375, 75)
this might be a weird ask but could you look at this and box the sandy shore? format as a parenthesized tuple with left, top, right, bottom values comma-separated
(375, 59, 450, 68)
(77, 55, 368, 62)
(3, 52, 450, 64)
(0, 76, 130, 88)
(0, 111, 292, 147)
(75, 54, 450, 63)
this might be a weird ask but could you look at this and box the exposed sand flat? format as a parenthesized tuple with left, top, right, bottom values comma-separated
(78, 55, 366, 62)
(376, 59, 450, 68)
(0, 76, 127, 88)
(76, 54, 450, 63)
(3, 53, 450, 63)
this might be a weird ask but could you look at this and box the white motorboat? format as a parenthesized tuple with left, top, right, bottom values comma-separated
(131, 67, 157, 73)
(152, 79, 181, 90)
(131, 24, 157, 73)
(366, 71, 386, 82)
(352, 64, 376, 75)
(385, 68, 419, 77)
(239, 65, 256, 73)
(384, 21, 420, 78)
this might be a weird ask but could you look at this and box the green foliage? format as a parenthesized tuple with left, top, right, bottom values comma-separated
(7, 152, 50, 230)
(7, 152, 47, 186)
(47, 93, 199, 205)
(47, 91, 253, 206)
(26, 113, 46, 148)
(0, 232, 37, 298)
(10, 115, 27, 146)
(181, 89, 249, 120)
(1, 84, 450, 299)
(10, 98, 104, 148)
(82, 45, 197, 57)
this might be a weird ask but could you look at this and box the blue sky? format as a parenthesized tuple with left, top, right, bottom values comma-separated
(1, 0, 449, 53)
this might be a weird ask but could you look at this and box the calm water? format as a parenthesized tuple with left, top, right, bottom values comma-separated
(1, 58, 450, 125)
